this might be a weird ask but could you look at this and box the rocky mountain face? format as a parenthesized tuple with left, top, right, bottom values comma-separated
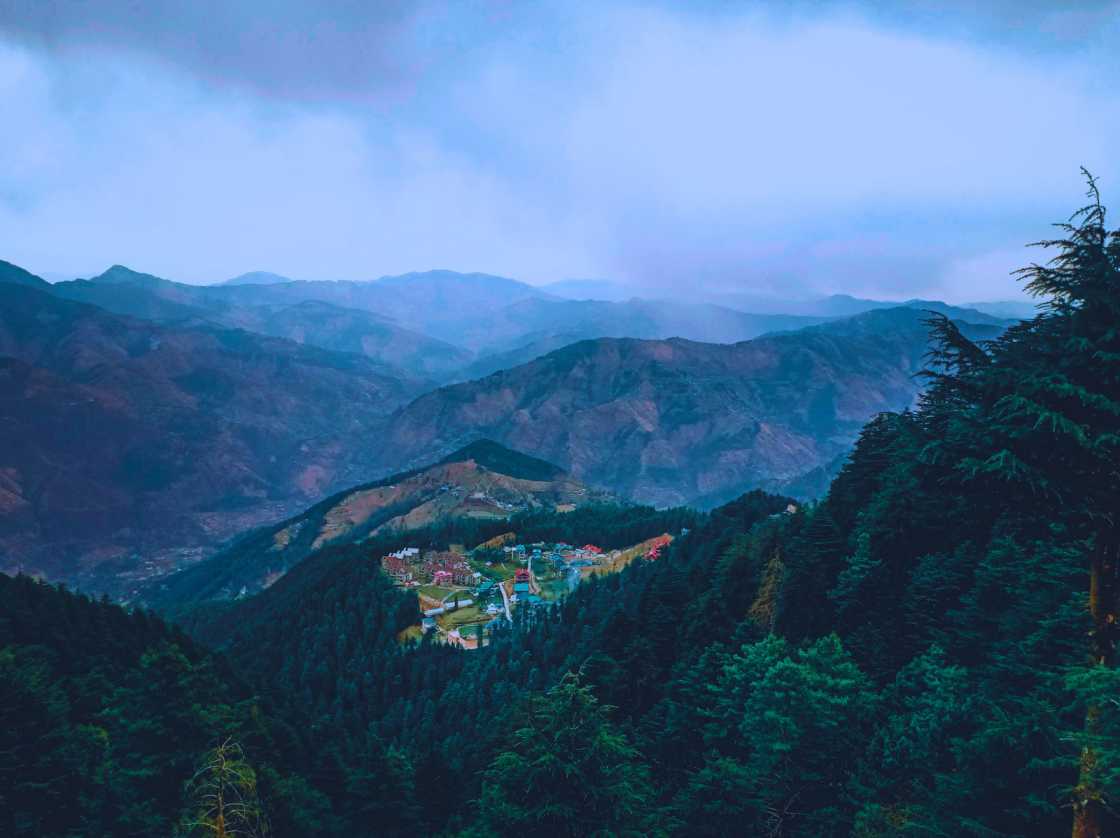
(0, 282, 427, 592)
(375, 308, 1006, 508)
(142, 440, 605, 605)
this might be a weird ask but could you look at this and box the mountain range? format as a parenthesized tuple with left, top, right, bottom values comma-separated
(4, 205, 1105, 838)
(374, 308, 1006, 507)
(542, 277, 1037, 320)
(51, 266, 475, 379)
(0, 280, 427, 592)
(44, 265, 840, 376)
(40, 262, 1026, 382)
(0, 256, 1012, 591)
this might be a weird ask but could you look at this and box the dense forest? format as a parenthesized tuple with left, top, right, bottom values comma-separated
(4, 181, 1120, 836)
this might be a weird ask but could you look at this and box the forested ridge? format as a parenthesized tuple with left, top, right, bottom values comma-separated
(4, 182, 1120, 836)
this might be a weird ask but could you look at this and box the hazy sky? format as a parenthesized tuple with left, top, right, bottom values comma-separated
(1, 1, 1118, 301)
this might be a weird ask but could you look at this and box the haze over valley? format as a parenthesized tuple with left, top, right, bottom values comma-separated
(0, 257, 1012, 591)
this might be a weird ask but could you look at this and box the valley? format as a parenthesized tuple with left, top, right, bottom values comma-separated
(0, 257, 1010, 593)
(2, 196, 1116, 837)
(0, 197, 1098, 838)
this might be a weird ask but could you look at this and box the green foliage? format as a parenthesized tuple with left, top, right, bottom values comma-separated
(439, 438, 564, 481)
(178, 739, 269, 837)
(672, 635, 878, 836)
(0, 573, 414, 837)
(474, 674, 658, 837)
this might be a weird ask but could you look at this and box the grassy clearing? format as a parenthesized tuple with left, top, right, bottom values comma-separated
(436, 604, 488, 631)
(417, 585, 455, 601)
(538, 577, 572, 601)
(472, 558, 521, 582)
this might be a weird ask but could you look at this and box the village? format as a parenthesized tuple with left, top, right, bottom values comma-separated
(381, 531, 675, 649)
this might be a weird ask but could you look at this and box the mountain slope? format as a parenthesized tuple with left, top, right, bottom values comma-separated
(0, 259, 53, 289)
(0, 571, 397, 836)
(144, 440, 606, 605)
(0, 283, 426, 591)
(243, 299, 472, 378)
(456, 297, 831, 356)
(376, 307, 1006, 507)
(215, 268, 554, 342)
(54, 266, 220, 322)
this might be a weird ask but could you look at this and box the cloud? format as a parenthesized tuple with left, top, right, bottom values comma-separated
(1, 1, 1118, 300)
(0, 0, 428, 101)
(0, 38, 603, 284)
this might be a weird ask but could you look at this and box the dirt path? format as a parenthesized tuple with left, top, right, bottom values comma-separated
(498, 577, 512, 621)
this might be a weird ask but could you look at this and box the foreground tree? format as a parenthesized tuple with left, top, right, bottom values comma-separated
(1017, 174, 1120, 837)
(919, 171, 1120, 835)
(672, 634, 878, 836)
(179, 739, 269, 837)
(471, 673, 657, 837)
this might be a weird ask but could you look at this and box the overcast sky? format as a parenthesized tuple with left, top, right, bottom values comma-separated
(1, 1, 1118, 301)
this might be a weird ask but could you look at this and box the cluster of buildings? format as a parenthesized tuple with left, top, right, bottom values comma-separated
(424, 551, 477, 586)
(504, 541, 606, 568)
(381, 547, 420, 583)
(546, 543, 612, 574)
(380, 547, 479, 587)
(387, 534, 680, 652)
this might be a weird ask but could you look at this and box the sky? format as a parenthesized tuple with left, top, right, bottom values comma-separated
(1, 1, 1118, 302)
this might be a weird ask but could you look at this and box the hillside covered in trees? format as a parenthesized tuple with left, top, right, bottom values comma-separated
(4, 182, 1120, 836)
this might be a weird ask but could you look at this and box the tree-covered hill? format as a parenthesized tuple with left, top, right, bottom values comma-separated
(0, 572, 421, 836)
(195, 179, 1115, 836)
(140, 441, 615, 609)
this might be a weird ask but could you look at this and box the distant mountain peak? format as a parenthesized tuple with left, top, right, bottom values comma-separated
(90, 264, 169, 286)
(219, 271, 296, 286)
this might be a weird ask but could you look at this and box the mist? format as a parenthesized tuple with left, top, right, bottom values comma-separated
(2, 0, 1118, 301)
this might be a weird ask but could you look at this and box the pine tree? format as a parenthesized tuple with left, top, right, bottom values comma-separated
(473, 673, 658, 837)
(179, 739, 269, 837)
(968, 172, 1120, 836)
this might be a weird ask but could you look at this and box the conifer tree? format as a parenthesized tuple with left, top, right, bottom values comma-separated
(992, 172, 1120, 836)
(473, 673, 658, 837)
(179, 739, 269, 838)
